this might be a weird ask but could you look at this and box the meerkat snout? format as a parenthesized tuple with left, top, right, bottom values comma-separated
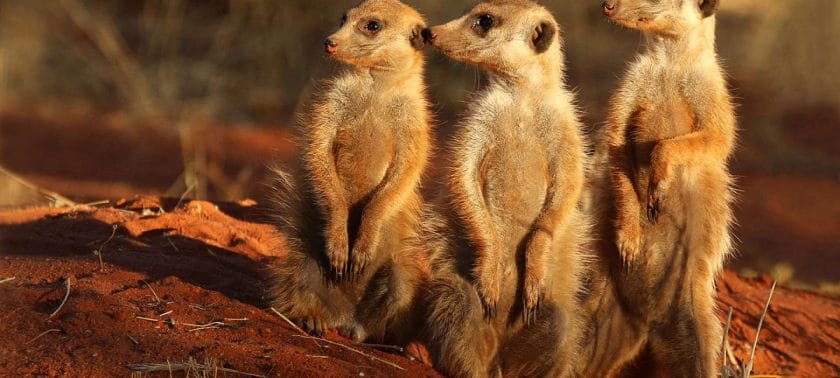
(421, 28, 435, 43)
(601, 1, 616, 16)
(324, 38, 338, 54)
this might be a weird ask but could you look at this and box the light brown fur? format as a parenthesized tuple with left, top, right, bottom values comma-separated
(577, 0, 736, 376)
(271, 0, 431, 344)
(421, 1, 589, 376)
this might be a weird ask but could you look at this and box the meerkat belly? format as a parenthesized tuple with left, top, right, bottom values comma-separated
(333, 122, 395, 205)
(630, 96, 696, 189)
(483, 144, 549, 250)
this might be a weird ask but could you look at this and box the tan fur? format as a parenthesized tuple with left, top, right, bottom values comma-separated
(270, 0, 431, 344)
(421, 1, 589, 376)
(577, 0, 736, 376)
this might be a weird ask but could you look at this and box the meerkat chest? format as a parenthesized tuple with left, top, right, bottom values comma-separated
(629, 70, 697, 146)
(332, 108, 397, 203)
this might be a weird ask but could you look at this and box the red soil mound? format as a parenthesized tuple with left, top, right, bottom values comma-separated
(0, 198, 837, 376)
(0, 198, 437, 377)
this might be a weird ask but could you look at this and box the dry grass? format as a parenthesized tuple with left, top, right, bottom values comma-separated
(48, 277, 72, 319)
(270, 307, 404, 371)
(0, 165, 77, 208)
(129, 357, 265, 378)
(743, 280, 778, 378)
(720, 279, 780, 378)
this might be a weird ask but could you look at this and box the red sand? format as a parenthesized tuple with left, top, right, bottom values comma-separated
(0, 198, 437, 377)
(0, 198, 837, 376)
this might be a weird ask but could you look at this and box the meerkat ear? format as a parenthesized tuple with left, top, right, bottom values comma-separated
(410, 24, 425, 50)
(699, 0, 719, 18)
(531, 21, 556, 54)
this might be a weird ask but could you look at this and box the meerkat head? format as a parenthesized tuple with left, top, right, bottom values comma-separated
(324, 0, 426, 71)
(600, 0, 718, 35)
(423, 0, 563, 80)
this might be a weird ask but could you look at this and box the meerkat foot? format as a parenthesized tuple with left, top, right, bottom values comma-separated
(297, 316, 329, 337)
(338, 321, 368, 343)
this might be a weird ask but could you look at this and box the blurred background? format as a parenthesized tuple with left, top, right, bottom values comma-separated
(0, 0, 837, 293)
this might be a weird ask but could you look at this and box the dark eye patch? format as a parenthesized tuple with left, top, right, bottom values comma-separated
(365, 20, 382, 32)
(340, 13, 347, 26)
(473, 14, 496, 36)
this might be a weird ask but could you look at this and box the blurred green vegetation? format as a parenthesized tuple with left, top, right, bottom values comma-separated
(0, 0, 838, 174)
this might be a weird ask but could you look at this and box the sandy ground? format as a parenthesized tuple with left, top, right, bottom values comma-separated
(0, 197, 837, 376)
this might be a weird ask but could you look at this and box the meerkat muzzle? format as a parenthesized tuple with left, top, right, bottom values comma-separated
(324, 38, 338, 55)
(601, 1, 616, 16)
(421, 28, 436, 44)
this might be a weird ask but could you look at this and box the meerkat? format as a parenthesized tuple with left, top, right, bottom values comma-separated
(575, 0, 737, 376)
(420, 1, 589, 375)
(270, 0, 431, 344)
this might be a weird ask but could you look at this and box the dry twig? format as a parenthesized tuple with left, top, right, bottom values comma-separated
(361, 343, 405, 353)
(721, 306, 734, 377)
(270, 307, 307, 335)
(93, 224, 119, 270)
(48, 278, 71, 319)
(141, 280, 162, 303)
(291, 334, 405, 371)
(24, 329, 61, 346)
(0, 277, 15, 285)
(0, 165, 78, 207)
(744, 279, 777, 378)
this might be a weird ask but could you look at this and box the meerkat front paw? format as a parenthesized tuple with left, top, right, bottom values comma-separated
(349, 233, 378, 281)
(325, 223, 350, 280)
(648, 143, 673, 222)
(646, 180, 663, 222)
(523, 231, 550, 324)
(522, 274, 545, 325)
(475, 262, 501, 320)
(616, 220, 642, 264)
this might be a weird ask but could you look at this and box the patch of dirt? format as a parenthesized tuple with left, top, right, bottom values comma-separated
(0, 198, 437, 377)
(0, 198, 837, 376)
(717, 270, 840, 376)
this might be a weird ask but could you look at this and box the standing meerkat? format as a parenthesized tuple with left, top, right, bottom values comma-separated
(271, 0, 431, 344)
(421, 1, 589, 375)
(576, 0, 737, 376)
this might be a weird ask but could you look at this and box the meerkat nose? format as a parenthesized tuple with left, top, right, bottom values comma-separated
(421, 28, 436, 43)
(601, 1, 616, 16)
(325, 38, 338, 54)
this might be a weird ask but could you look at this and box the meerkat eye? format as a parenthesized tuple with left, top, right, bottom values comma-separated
(340, 14, 347, 26)
(475, 14, 495, 30)
(365, 20, 382, 32)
